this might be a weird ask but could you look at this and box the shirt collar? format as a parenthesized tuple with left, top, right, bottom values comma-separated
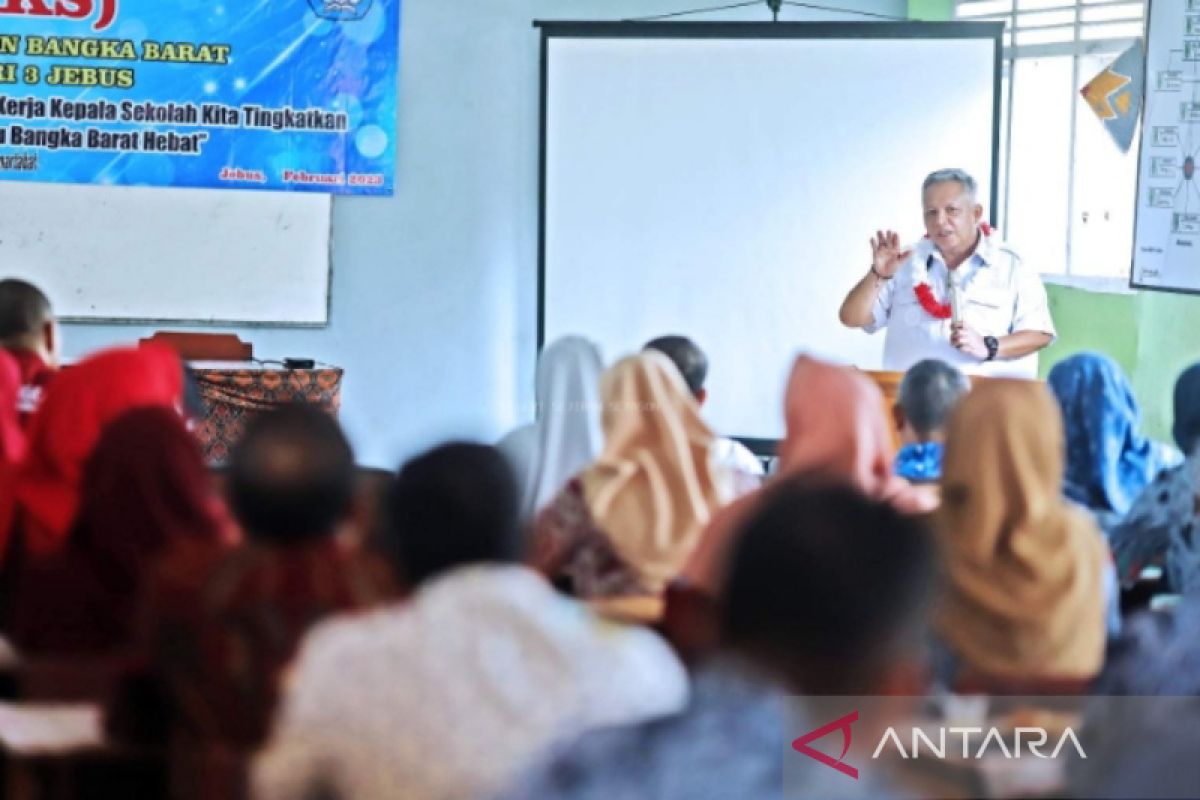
(922, 226, 995, 270)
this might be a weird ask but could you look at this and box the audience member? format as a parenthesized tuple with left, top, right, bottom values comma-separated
(1048, 352, 1180, 530)
(644, 334, 764, 490)
(531, 351, 733, 618)
(934, 379, 1108, 691)
(684, 355, 937, 593)
(2, 343, 184, 563)
(6, 407, 233, 654)
(497, 335, 604, 523)
(254, 442, 687, 800)
(123, 404, 390, 758)
(1071, 588, 1200, 796)
(0, 350, 24, 463)
(1108, 362, 1200, 593)
(893, 358, 969, 483)
(498, 481, 935, 800)
(0, 278, 59, 426)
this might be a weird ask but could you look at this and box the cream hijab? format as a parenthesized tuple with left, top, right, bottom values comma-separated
(936, 379, 1107, 681)
(580, 351, 733, 592)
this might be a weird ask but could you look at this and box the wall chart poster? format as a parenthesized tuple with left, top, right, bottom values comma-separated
(1134, 0, 1200, 291)
(0, 0, 400, 195)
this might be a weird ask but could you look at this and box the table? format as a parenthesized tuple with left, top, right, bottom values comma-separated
(186, 361, 344, 464)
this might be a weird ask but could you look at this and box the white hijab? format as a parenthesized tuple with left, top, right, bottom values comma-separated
(499, 336, 604, 521)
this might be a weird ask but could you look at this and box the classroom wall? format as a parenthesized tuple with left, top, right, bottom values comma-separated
(907, 0, 1200, 442)
(57, 0, 905, 468)
(1043, 287, 1200, 445)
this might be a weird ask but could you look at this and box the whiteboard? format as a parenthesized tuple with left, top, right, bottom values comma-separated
(1132, 0, 1200, 294)
(0, 182, 331, 324)
(539, 22, 1000, 440)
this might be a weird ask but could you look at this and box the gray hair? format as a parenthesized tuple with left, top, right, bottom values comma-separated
(922, 168, 977, 203)
(898, 359, 970, 438)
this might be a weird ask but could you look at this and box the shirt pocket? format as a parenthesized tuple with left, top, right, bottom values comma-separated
(965, 287, 1012, 334)
(889, 282, 930, 327)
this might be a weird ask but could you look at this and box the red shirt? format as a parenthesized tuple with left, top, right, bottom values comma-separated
(5, 348, 54, 429)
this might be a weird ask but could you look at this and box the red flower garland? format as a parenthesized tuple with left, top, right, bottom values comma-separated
(912, 223, 993, 321)
(914, 283, 951, 320)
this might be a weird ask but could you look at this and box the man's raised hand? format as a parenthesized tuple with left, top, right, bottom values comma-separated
(870, 230, 911, 279)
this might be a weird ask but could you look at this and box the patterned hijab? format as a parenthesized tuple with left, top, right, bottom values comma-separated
(501, 336, 604, 522)
(580, 351, 733, 592)
(937, 379, 1107, 681)
(1048, 352, 1179, 517)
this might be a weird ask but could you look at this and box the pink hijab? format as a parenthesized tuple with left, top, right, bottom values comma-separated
(683, 355, 936, 591)
(777, 356, 936, 511)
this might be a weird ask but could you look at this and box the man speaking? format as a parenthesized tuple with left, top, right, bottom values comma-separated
(838, 168, 1055, 378)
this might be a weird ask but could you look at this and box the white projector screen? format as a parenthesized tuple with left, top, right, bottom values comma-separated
(539, 22, 1001, 443)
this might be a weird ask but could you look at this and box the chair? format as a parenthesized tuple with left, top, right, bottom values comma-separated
(138, 332, 252, 362)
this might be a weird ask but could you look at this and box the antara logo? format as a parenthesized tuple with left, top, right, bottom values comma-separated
(871, 725, 1087, 761)
(0, 0, 118, 32)
(793, 711, 1087, 781)
(792, 711, 860, 780)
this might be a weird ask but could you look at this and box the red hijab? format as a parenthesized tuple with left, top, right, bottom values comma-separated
(0, 350, 26, 463)
(6, 406, 231, 653)
(10, 344, 184, 558)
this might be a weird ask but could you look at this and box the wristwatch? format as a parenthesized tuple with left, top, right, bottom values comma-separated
(983, 336, 1000, 362)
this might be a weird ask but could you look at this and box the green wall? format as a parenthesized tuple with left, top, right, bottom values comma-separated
(907, 0, 954, 21)
(908, 0, 1200, 443)
(1041, 286, 1200, 443)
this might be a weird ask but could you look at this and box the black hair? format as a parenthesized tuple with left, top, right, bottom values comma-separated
(227, 404, 355, 543)
(721, 480, 935, 693)
(385, 442, 520, 587)
(644, 335, 708, 398)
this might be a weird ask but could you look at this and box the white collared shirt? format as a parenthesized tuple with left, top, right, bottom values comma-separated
(863, 232, 1056, 378)
(253, 564, 688, 800)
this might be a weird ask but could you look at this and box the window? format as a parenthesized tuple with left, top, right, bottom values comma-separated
(956, 0, 1146, 287)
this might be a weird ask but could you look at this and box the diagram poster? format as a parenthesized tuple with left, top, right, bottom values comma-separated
(0, 0, 400, 195)
(1135, 0, 1200, 291)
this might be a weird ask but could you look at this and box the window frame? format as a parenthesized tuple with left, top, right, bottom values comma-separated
(956, 0, 1146, 292)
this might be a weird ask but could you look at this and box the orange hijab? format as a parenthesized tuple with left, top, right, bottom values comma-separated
(579, 352, 733, 593)
(936, 380, 1106, 681)
(684, 355, 935, 591)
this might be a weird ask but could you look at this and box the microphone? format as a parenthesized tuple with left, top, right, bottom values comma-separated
(949, 270, 963, 326)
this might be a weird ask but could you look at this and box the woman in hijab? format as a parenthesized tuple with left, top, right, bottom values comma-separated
(0, 350, 25, 464)
(1108, 362, 1200, 594)
(935, 380, 1107, 690)
(530, 351, 733, 617)
(2, 343, 185, 564)
(682, 355, 938, 594)
(1048, 352, 1180, 529)
(6, 407, 233, 654)
(497, 336, 604, 523)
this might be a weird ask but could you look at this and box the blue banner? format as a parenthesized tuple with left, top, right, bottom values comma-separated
(0, 0, 400, 194)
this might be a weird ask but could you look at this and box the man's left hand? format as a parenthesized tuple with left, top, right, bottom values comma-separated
(950, 322, 989, 360)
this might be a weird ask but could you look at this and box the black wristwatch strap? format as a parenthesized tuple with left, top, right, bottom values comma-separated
(984, 336, 1000, 362)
